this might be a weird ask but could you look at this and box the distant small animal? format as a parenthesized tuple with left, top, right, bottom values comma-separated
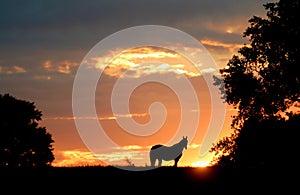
(149, 136, 188, 167)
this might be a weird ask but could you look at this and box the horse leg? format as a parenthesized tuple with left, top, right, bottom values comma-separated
(174, 159, 178, 167)
(158, 159, 162, 167)
(174, 154, 182, 167)
(150, 157, 156, 167)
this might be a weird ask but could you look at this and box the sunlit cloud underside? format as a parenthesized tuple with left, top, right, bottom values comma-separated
(90, 46, 217, 78)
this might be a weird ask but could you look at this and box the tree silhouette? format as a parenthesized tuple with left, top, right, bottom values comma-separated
(210, 0, 300, 168)
(0, 93, 55, 167)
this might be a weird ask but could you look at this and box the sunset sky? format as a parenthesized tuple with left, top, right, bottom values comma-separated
(0, 0, 273, 168)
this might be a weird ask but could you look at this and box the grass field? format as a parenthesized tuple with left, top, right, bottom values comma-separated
(0, 165, 294, 193)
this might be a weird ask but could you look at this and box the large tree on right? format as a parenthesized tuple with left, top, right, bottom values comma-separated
(210, 0, 300, 168)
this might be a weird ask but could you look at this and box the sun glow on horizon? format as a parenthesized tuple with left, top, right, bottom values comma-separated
(191, 160, 211, 168)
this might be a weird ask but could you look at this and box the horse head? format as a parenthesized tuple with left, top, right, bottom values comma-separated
(182, 136, 188, 150)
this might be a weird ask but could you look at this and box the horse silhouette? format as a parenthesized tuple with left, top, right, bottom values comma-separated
(149, 136, 188, 167)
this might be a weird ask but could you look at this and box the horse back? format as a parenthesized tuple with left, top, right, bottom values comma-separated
(151, 144, 163, 150)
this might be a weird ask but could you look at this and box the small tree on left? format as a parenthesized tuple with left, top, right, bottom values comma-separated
(0, 93, 55, 167)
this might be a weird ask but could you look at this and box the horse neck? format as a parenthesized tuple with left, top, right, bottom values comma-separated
(172, 140, 185, 151)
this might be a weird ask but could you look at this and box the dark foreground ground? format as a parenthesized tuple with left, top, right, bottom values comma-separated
(0, 165, 295, 194)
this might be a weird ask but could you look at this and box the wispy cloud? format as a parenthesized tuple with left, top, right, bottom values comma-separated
(44, 113, 148, 121)
(95, 151, 144, 163)
(0, 65, 26, 74)
(43, 60, 79, 74)
(201, 39, 246, 52)
(188, 143, 201, 149)
(202, 20, 247, 36)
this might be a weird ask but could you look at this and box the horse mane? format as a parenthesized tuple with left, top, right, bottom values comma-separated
(151, 144, 163, 150)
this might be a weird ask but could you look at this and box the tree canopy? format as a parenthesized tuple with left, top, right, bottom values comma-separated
(210, 0, 300, 168)
(0, 93, 55, 167)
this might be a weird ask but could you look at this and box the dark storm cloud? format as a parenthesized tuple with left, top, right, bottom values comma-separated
(0, 0, 270, 49)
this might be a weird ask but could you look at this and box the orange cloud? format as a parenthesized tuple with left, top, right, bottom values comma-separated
(0, 65, 26, 74)
(201, 39, 246, 52)
(44, 112, 149, 121)
(52, 150, 105, 167)
(43, 60, 78, 74)
(92, 46, 203, 78)
(43, 60, 52, 70)
(53, 144, 157, 167)
(202, 20, 248, 36)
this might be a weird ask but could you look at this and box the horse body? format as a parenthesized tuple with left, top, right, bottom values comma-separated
(150, 136, 188, 167)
